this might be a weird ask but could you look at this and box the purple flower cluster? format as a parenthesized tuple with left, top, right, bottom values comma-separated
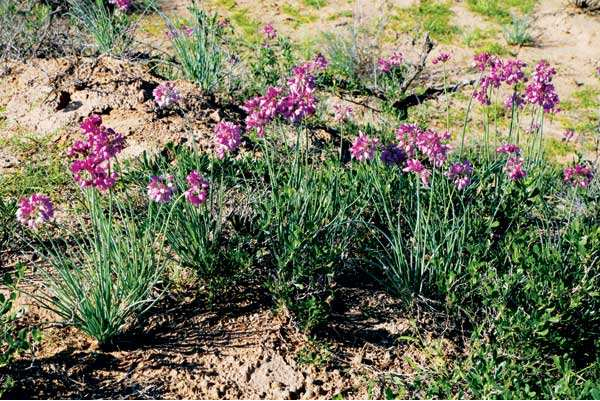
(495, 143, 526, 181)
(350, 132, 379, 161)
(564, 164, 594, 188)
(69, 115, 125, 191)
(504, 156, 527, 181)
(243, 55, 327, 136)
(16, 194, 54, 229)
(473, 54, 527, 106)
(153, 82, 180, 109)
(403, 159, 431, 187)
(524, 60, 560, 113)
(185, 170, 210, 207)
(147, 175, 175, 203)
(432, 52, 451, 65)
(109, 0, 132, 11)
(214, 121, 242, 159)
(446, 161, 473, 190)
(378, 51, 404, 73)
(333, 104, 353, 123)
(262, 23, 277, 40)
(395, 124, 451, 167)
(496, 143, 521, 154)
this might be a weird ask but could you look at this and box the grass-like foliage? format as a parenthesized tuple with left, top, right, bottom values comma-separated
(68, 0, 134, 55)
(256, 130, 356, 332)
(167, 4, 226, 94)
(34, 190, 167, 346)
(503, 15, 535, 46)
(0, 265, 40, 396)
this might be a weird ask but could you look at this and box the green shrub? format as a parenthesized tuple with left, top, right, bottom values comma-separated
(503, 15, 535, 46)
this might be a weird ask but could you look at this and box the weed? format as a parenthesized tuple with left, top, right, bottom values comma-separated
(503, 15, 535, 46)
(281, 4, 318, 27)
(392, 0, 460, 43)
(467, 0, 537, 24)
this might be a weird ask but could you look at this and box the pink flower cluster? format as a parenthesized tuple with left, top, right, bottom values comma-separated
(153, 82, 180, 109)
(333, 104, 353, 123)
(495, 143, 526, 181)
(184, 170, 210, 207)
(69, 115, 125, 191)
(396, 124, 451, 167)
(564, 164, 594, 188)
(473, 54, 527, 106)
(524, 60, 560, 113)
(16, 194, 54, 229)
(109, 0, 132, 11)
(350, 132, 379, 161)
(214, 121, 242, 159)
(446, 161, 473, 190)
(378, 52, 404, 73)
(243, 55, 327, 136)
(432, 52, 451, 65)
(262, 23, 277, 40)
(504, 156, 527, 181)
(147, 175, 175, 203)
(403, 159, 431, 186)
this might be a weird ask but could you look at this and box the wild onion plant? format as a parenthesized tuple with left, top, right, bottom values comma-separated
(503, 15, 535, 46)
(33, 190, 168, 346)
(68, 0, 135, 55)
(256, 127, 355, 332)
(166, 4, 226, 94)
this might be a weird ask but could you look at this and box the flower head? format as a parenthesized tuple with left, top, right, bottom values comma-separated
(504, 156, 527, 181)
(378, 51, 403, 73)
(109, 0, 132, 11)
(403, 159, 431, 187)
(153, 82, 180, 108)
(147, 175, 175, 203)
(564, 164, 594, 188)
(432, 52, 451, 65)
(16, 194, 54, 229)
(69, 115, 125, 191)
(184, 171, 210, 207)
(332, 104, 353, 123)
(446, 161, 473, 190)
(350, 132, 379, 161)
(243, 86, 282, 137)
(262, 23, 277, 40)
(562, 129, 575, 142)
(214, 121, 242, 159)
(524, 60, 560, 113)
(496, 143, 521, 155)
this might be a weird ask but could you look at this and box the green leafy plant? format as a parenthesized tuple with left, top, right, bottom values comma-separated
(68, 0, 134, 55)
(256, 128, 355, 332)
(0, 265, 41, 397)
(33, 190, 168, 346)
(167, 4, 227, 94)
(503, 15, 535, 46)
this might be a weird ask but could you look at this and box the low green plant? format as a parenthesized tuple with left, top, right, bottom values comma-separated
(33, 190, 168, 346)
(68, 0, 134, 55)
(256, 128, 355, 332)
(0, 0, 52, 59)
(167, 4, 227, 94)
(0, 265, 41, 397)
(503, 15, 535, 46)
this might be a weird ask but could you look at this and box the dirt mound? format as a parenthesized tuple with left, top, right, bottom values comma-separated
(0, 57, 225, 159)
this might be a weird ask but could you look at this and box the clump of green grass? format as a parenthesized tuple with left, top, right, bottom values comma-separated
(476, 41, 511, 56)
(463, 27, 498, 47)
(392, 0, 460, 43)
(0, 133, 71, 199)
(572, 87, 600, 109)
(467, 0, 537, 24)
(503, 15, 535, 46)
(281, 4, 318, 27)
(230, 7, 261, 43)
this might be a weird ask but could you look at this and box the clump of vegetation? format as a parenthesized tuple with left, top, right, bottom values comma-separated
(503, 14, 535, 46)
